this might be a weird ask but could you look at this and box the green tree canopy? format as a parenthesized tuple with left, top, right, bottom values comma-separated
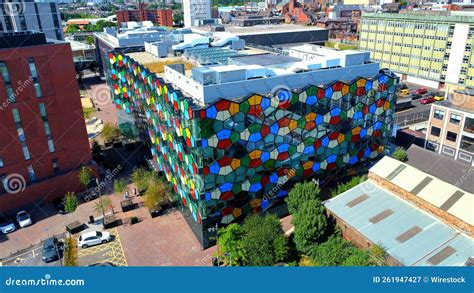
(392, 147, 408, 162)
(330, 175, 366, 198)
(63, 191, 78, 214)
(101, 122, 121, 143)
(217, 223, 245, 266)
(94, 196, 112, 217)
(292, 198, 328, 254)
(285, 181, 320, 215)
(240, 214, 289, 266)
(143, 180, 169, 210)
(78, 166, 93, 188)
(114, 179, 128, 194)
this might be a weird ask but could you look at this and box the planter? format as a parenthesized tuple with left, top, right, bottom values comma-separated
(149, 206, 162, 218)
(120, 199, 135, 212)
(66, 221, 84, 234)
(103, 215, 118, 229)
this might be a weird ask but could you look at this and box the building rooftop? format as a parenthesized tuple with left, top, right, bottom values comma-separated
(324, 180, 474, 266)
(0, 32, 49, 49)
(405, 145, 474, 194)
(229, 54, 301, 67)
(436, 99, 474, 115)
(363, 11, 474, 23)
(193, 23, 327, 36)
(370, 155, 473, 225)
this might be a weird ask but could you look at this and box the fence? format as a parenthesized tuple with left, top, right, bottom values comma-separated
(396, 110, 431, 128)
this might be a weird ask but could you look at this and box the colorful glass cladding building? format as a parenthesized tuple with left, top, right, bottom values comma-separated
(107, 51, 398, 247)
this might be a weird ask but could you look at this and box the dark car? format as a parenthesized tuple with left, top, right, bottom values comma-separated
(42, 237, 61, 263)
(411, 93, 422, 100)
(53, 198, 66, 215)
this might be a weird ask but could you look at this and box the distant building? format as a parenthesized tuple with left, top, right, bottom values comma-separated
(0, 32, 96, 212)
(183, 0, 212, 27)
(116, 3, 173, 27)
(0, 0, 63, 40)
(359, 12, 474, 89)
(425, 90, 474, 165)
(324, 155, 473, 266)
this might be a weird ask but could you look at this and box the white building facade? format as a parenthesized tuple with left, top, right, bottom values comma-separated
(183, 0, 211, 27)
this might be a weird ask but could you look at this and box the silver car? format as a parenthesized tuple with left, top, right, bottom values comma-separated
(77, 231, 112, 248)
(0, 218, 15, 234)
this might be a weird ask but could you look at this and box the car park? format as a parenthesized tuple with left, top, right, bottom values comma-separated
(78, 231, 112, 249)
(42, 237, 62, 263)
(16, 211, 32, 228)
(0, 216, 16, 234)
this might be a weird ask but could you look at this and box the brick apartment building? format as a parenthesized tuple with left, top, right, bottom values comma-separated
(0, 32, 96, 212)
(116, 3, 173, 27)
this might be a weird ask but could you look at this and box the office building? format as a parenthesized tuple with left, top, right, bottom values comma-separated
(183, 0, 212, 27)
(116, 3, 173, 27)
(0, 0, 63, 40)
(107, 46, 398, 247)
(425, 90, 474, 165)
(0, 32, 95, 212)
(359, 11, 474, 89)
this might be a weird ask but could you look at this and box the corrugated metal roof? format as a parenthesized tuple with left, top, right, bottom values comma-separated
(324, 180, 474, 266)
(370, 156, 474, 226)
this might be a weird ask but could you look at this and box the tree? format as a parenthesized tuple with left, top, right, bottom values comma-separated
(239, 214, 289, 266)
(66, 24, 79, 33)
(285, 181, 320, 215)
(143, 180, 169, 210)
(86, 36, 94, 45)
(218, 223, 245, 266)
(392, 147, 408, 162)
(292, 198, 328, 254)
(101, 122, 121, 143)
(173, 12, 184, 24)
(94, 196, 112, 217)
(309, 235, 356, 266)
(114, 179, 128, 194)
(63, 192, 78, 220)
(131, 167, 149, 192)
(330, 175, 366, 198)
(64, 236, 78, 266)
(78, 166, 93, 194)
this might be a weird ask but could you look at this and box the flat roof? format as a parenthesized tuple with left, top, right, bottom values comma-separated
(370, 155, 473, 225)
(363, 12, 474, 24)
(405, 145, 474, 193)
(193, 24, 326, 36)
(324, 180, 473, 266)
(230, 54, 301, 66)
(125, 52, 196, 73)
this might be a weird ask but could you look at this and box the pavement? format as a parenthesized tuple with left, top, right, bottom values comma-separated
(1, 241, 63, 267)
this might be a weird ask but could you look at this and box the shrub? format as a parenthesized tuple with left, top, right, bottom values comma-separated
(130, 216, 139, 225)
(392, 147, 408, 162)
(64, 236, 78, 266)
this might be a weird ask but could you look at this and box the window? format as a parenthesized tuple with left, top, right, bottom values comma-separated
(28, 58, 42, 98)
(460, 135, 474, 153)
(0, 61, 15, 102)
(52, 159, 59, 174)
(446, 131, 457, 142)
(449, 113, 461, 125)
(430, 126, 441, 137)
(463, 117, 473, 133)
(27, 165, 35, 181)
(0, 158, 3, 168)
(38, 103, 55, 153)
(12, 108, 20, 123)
(433, 109, 444, 120)
(21, 142, 30, 160)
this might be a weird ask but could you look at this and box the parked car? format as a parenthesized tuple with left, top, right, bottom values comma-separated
(398, 89, 410, 95)
(42, 237, 62, 263)
(432, 92, 444, 101)
(78, 231, 112, 249)
(16, 211, 32, 228)
(414, 88, 428, 95)
(411, 93, 422, 100)
(87, 261, 116, 267)
(399, 83, 408, 90)
(0, 216, 16, 234)
(420, 96, 436, 104)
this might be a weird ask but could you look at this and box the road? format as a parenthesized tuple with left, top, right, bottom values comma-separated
(1, 241, 63, 267)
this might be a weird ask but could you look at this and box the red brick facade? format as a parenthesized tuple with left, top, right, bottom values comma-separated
(0, 40, 96, 212)
(116, 4, 173, 27)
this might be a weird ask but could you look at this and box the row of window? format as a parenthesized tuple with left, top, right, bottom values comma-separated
(430, 126, 458, 142)
(361, 20, 449, 31)
(433, 109, 462, 125)
(361, 31, 448, 41)
(0, 58, 42, 102)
